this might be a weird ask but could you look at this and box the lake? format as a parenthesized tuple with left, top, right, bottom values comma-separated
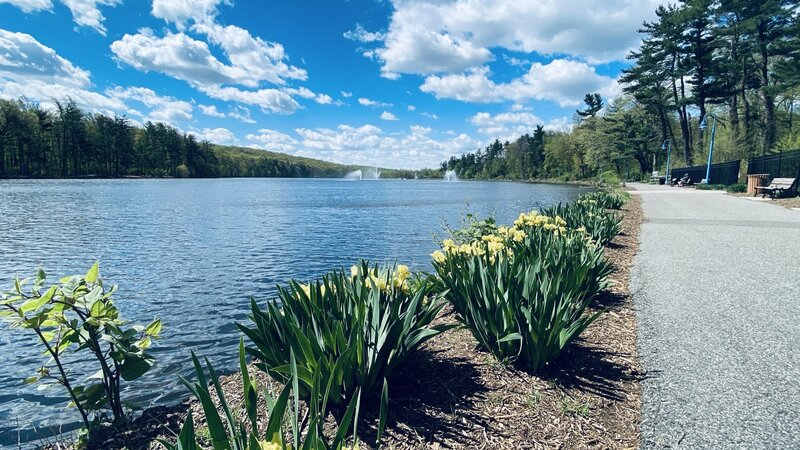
(0, 178, 586, 445)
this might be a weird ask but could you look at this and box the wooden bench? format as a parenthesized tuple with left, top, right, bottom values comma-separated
(754, 177, 797, 199)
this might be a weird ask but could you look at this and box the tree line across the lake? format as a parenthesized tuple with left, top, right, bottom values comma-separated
(444, 0, 800, 181)
(0, 98, 424, 179)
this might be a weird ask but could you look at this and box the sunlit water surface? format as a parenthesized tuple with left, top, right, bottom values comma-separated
(0, 178, 586, 446)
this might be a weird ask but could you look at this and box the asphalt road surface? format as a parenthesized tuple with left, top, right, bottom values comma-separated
(630, 184, 800, 449)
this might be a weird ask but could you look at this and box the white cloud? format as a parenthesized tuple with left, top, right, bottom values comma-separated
(110, 21, 321, 114)
(107, 86, 193, 123)
(407, 105, 416, 111)
(245, 128, 298, 152)
(191, 21, 307, 85)
(227, 105, 256, 123)
(340, 90, 352, 98)
(0, 29, 126, 112)
(363, 0, 662, 77)
(151, 0, 226, 27)
(343, 24, 385, 43)
(470, 110, 571, 139)
(199, 104, 225, 117)
(292, 123, 480, 169)
(284, 86, 333, 105)
(0, 0, 52, 13)
(199, 84, 299, 114)
(61, 0, 121, 35)
(421, 60, 620, 107)
(420, 112, 438, 119)
(358, 97, 392, 107)
(380, 111, 398, 121)
(189, 127, 238, 145)
(111, 29, 244, 85)
(0, 29, 91, 86)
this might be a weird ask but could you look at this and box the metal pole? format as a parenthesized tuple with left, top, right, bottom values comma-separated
(705, 114, 717, 184)
(663, 139, 672, 185)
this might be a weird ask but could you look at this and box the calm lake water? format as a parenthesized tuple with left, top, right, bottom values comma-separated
(0, 178, 586, 445)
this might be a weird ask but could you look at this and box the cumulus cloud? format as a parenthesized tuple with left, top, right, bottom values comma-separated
(110, 15, 329, 114)
(340, 90, 352, 98)
(0, 29, 91, 86)
(61, 0, 121, 35)
(358, 97, 392, 107)
(470, 110, 571, 139)
(151, 0, 226, 27)
(380, 111, 398, 121)
(291, 123, 480, 169)
(199, 104, 225, 117)
(0, 29, 127, 112)
(227, 105, 256, 123)
(189, 127, 238, 145)
(111, 30, 243, 85)
(0, 0, 52, 13)
(358, 0, 662, 77)
(245, 128, 299, 152)
(343, 24, 385, 43)
(2, 0, 120, 34)
(421, 60, 620, 107)
(107, 86, 193, 123)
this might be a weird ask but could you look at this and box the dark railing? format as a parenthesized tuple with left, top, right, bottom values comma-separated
(747, 149, 800, 181)
(670, 160, 741, 185)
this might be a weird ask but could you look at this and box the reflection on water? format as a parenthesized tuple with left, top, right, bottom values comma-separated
(0, 178, 585, 445)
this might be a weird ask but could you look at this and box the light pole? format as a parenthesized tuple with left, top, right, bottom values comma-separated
(699, 113, 717, 184)
(662, 139, 672, 185)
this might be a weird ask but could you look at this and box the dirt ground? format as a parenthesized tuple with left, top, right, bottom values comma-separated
(69, 196, 646, 450)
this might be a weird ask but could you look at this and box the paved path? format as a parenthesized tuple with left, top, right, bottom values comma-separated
(630, 184, 800, 449)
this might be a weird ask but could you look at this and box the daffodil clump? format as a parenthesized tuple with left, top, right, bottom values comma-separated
(541, 195, 622, 246)
(239, 260, 451, 409)
(431, 200, 617, 371)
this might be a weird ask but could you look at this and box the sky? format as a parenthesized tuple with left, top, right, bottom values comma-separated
(0, 0, 664, 169)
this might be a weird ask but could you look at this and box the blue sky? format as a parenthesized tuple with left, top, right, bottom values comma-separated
(0, 0, 663, 169)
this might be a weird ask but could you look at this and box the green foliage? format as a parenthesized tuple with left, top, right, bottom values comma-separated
(0, 263, 161, 430)
(725, 182, 747, 193)
(541, 199, 622, 246)
(695, 183, 726, 190)
(431, 214, 613, 370)
(581, 191, 628, 210)
(160, 339, 388, 450)
(238, 261, 451, 408)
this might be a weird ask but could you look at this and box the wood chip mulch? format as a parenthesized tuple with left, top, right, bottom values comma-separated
(77, 195, 645, 450)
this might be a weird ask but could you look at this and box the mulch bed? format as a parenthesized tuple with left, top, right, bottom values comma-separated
(72, 195, 645, 450)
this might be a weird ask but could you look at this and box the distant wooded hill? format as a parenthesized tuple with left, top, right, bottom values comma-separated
(0, 98, 423, 179)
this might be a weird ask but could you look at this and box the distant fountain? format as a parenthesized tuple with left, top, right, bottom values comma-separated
(363, 167, 381, 179)
(344, 167, 381, 180)
(443, 169, 459, 182)
(345, 169, 363, 180)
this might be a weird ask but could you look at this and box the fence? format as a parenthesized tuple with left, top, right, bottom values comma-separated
(747, 149, 800, 180)
(670, 160, 741, 185)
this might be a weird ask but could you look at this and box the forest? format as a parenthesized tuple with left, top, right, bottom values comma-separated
(0, 98, 390, 179)
(443, 0, 800, 181)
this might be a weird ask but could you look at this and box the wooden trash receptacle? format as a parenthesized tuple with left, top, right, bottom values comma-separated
(747, 174, 769, 195)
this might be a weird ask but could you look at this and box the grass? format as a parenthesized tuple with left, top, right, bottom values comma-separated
(559, 396, 591, 417)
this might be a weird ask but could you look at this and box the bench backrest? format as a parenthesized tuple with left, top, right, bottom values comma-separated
(767, 177, 796, 188)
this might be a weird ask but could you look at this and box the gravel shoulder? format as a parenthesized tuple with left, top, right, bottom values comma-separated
(630, 183, 800, 449)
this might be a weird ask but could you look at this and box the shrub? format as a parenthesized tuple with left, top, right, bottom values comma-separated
(160, 339, 387, 450)
(695, 183, 726, 190)
(0, 263, 162, 431)
(581, 191, 628, 210)
(431, 217, 613, 370)
(726, 182, 747, 193)
(238, 261, 451, 408)
(541, 200, 622, 246)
